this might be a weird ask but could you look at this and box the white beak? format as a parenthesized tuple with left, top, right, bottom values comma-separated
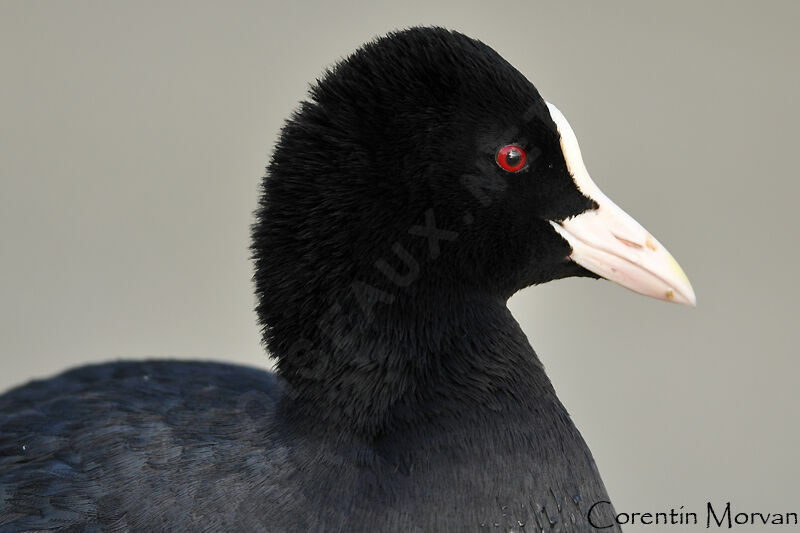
(546, 102, 696, 307)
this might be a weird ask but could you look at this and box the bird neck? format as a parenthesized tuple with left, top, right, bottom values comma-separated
(275, 293, 562, 440)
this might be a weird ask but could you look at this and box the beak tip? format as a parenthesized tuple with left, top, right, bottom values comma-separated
(685, 288, 697, 308)
(672, 264, 696, 308)
(671, 283, 696, 308)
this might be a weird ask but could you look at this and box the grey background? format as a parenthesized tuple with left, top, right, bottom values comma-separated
(1, 1, 798, 530)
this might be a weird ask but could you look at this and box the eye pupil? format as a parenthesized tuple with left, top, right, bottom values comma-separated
(496, 144, 527, 172)
(505, 149, 521, 166)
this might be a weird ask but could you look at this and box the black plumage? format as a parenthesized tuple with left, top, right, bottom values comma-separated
(1, 28, 623, 531)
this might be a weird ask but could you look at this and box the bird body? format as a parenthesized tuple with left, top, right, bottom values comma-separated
(0, 317, 613, 531)
(0, 27, 694, 532)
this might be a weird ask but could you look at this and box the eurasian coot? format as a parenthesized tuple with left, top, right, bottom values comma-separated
(0, 27, 694, 532)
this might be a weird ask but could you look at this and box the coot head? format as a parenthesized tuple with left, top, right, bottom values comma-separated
(252, 27, 694, 386)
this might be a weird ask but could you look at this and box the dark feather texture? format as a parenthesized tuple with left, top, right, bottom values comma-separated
(1, 27, 617, 531)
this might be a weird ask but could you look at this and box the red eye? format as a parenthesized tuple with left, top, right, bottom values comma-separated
(496, 144, 526, 172)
